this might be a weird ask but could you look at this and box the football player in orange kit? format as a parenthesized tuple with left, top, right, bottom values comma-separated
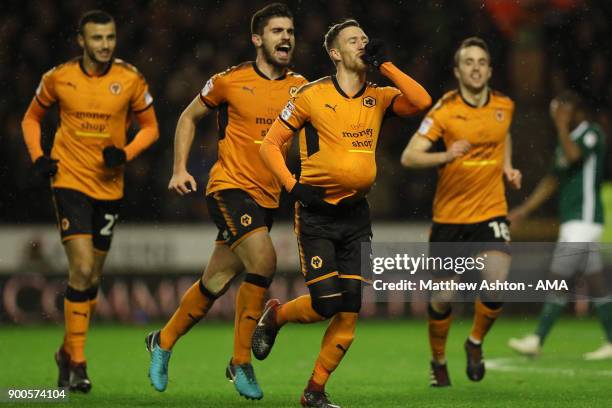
(255, 19, 431, 407)
(21, 10, 159, 392)
(145, 3, 306, 400)
(401, 37, 521, 387)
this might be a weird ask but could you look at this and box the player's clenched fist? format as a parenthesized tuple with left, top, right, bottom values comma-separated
(504, 167, 522, 190)
(33, 155, 59, 178)
(445, 139, 471, 162)
(168, 170, 197, 195)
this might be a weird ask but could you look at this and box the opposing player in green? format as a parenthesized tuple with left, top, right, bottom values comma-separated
(508, 90, 612, 360)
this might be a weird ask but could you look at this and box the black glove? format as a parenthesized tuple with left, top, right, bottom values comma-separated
(33, 155, 58, 178)
(290, 183, 326, 208)
(362, 39, 389, 69)
(103, 146, 127, 168)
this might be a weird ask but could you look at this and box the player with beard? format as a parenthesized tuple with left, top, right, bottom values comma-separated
(255, 19, 431, 407)
(21, 10, 159, 393)
(145, 3, 306, 400)
(401, 37, 521, 387)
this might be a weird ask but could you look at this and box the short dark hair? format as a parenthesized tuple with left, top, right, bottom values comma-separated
(324, 19, 360, 54)
(251, 3, 293, 35)
(454, 36, 490, 66)
(78, 10, 114, 34)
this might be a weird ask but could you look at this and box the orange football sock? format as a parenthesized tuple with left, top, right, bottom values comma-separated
(232, 276, 268, 365)
(470, 300, 503, 344)
(160, 280, 215, 350)
(311, 312, 358, 386)
(64, 296, 91, 364)
(428, 306, 453, 363)
(89, 297, 98, 316)
(87, 285, 99, 316)
(310, 362, 330, 390)
(276, 295, 325, 326)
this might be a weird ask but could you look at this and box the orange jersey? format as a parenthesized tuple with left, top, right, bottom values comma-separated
(279, 76, 400, 204)
(417, 89, 515, 223)
(35, 58, 153, 200)
(199, 62, 307, 208)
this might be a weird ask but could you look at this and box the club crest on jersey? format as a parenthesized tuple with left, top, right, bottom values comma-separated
(363, 96, 376, 108)
(61, 218, 70, 231)
(240, 214, 252, 227)
(289, 86, 298, 97)
(109, 82, 122, 95)
(310, 256, 323, 269)
(495, 109, 504, 122)
(281, 101, 295, 121)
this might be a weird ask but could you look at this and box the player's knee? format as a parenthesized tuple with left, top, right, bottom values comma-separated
(89, 275, 101, 288)
(312, 294, 343, 319)
(309, 276, 343, 318)
(481, 300, 503, 310)
(70, 262, 95, 285)
(341, 293, 361, 313)
(246, 246, 276, 278)
(197, 279, 220, 303)
(429, 301, 451, 318)
(258, 250, 277, 276)
(480, 290, 503, 304)
(203, 262, 242, 295)
(341, 280, 362, 313)
(203, 274, 233, 296)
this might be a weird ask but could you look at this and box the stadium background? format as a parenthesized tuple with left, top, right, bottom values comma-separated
(1, 0, 611, 224)
(1, 1, 612, 406)
(1, 0, 611, 321)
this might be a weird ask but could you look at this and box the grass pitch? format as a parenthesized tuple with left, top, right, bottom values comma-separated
(1, 318, 611, 407)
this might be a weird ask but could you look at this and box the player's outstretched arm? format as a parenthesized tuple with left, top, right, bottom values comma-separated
(124, 107, 159, 161)
(380, 62, 432, 116)
(508, 174, 558, 226)
(168, 96, 210, 195)
(401, 133, 469, 169)
(361, 39, 431, 115)
(260, 120, 296, 191)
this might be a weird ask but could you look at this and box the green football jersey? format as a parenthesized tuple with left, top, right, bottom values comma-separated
(552, 121, 606, 224)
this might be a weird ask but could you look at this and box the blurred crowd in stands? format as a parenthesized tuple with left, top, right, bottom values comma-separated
(1, 0, 610, 223)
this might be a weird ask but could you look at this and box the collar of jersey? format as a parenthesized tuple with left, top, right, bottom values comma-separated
(79, 57, 113, 78)
(459, 88, 490, 108)
(331, 75, 367, 99)
(252, 62, 287, 81)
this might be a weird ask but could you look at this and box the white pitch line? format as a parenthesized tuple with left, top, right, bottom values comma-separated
(487, 357, 612, 377)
